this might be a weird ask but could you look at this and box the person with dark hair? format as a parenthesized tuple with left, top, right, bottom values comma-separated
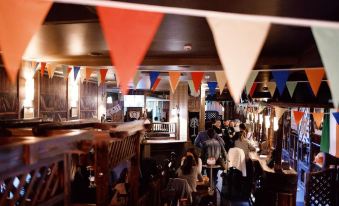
(177, 156, 203, 192)
(213, 119, 223, 136)
(194, 124, 225, 149)
(181, 148, 202, 176)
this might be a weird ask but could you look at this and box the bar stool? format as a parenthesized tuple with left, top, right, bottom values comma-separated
(203, 157, 221, 195)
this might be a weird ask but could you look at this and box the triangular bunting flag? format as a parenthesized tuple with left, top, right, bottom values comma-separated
(191, 72, 204, 92)
(312, 112, 324, 128)
(40, 62, 46, 77)
(320, 113, 330, 153)
(32, 61, 39, 74)
(97, 7, 163, 94)
(0, 0, 52, 83)
(150, 71, 160, 89)
(207, 82, 218, 96)
(100, 69, 108, 85)
(97, 71, 102, 86)
(293, 111, 304, 126)
(207, 17, 270, 103)
(258, 105, 265, 114)
(249, 82, 257, 97)
(267, 82, 277, 97)
(312, 27, 339, 108)
(275, 107, 287, 120)
(215, 71, 227, 94)
(169, 71, 181, 93)
(286, 81, 297, 98)
(73, 66, 80, 81)
(133, 71, 141, 88)
(46, 64, 56, 79)
(272, 71, 290, 95)
(245, 71, 259, 95)
(333, 112, 339, 124)
(151, 78, 161, 92)
(85, 67, 93, 80)
(188, 80, 200, 97)
(305, 68, 325, 96)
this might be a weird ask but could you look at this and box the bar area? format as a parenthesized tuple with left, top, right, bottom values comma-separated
(1, 1, 339, 206)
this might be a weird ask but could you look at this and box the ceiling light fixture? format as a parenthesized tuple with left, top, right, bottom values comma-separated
(183, 43, 192, 51)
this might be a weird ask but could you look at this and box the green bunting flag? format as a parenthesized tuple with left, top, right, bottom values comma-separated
(320, 113, 330, 153)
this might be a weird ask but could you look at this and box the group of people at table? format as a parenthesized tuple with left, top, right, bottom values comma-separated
(172, 119, 258, 203)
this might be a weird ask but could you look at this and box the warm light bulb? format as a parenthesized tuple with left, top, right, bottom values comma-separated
(273, 117, 279, 131)
(265, 115, 270, 128)
(254, 114, 258, 123)
(107, 96, 113, 104)
(259, 114, 263, 124)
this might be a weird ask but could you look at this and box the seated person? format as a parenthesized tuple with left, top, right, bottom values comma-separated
(233, 131, 256, 159)
(181, 148, 202, 175)
(177, 156, 203, 192)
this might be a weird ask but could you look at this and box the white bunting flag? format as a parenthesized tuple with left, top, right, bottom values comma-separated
(312, 27, 339, 108)
(207, 17, 270, 103)
(267, 82, 277, 97)
(215, 71, 227, 95)
(245, 70, 259, 95)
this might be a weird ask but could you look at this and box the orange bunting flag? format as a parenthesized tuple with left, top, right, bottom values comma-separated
(46, 64, 56, 79)
(293, 111, 305, 125)
(40, 62, 46, 77)
(0, 0, 52, 83)
(305, 68, 325, 96)
(191, 72, 204, 92)
(97, 7, 163, 94)
(249, 82, 257, 97)
(151, 78, 161, 92)
(100, 69, 108, 85)
(169, 72, 181, 93)
(86, 68, 93, 80)
(312, 112, 324, 128)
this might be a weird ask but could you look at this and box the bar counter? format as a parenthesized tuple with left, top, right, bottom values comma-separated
(249, 152, 298, 206)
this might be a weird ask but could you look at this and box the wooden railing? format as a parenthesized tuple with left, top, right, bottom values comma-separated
(0, 129, 92, 206)
(145, 122, 177, 140)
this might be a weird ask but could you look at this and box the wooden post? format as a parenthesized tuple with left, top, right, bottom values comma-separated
(199, 85, 206, 131)
(63, 154, 71, 206)
(95, 141, 110, 206)
(274, 113, 284, 172)
(129, 133, 141, 206)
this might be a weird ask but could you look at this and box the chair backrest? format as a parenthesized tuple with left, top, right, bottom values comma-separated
(304, 168, 337, 206)
(228, 147, 246, 176)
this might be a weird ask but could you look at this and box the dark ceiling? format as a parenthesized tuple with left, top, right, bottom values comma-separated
(1, 1, 339, 105)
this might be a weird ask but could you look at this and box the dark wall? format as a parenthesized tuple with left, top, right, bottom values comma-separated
(0, 68, 18, 120)
(80, 82, 98, 119)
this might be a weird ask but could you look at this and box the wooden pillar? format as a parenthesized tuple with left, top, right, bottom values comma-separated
(63, 154, 72, 206)
(274, 112, 284, 172)
(170, 82, 188, 140)
(199, 85, 206, 131)
(95, 141, 110, 206)
(268, 108, 275, 149)
(129, 133, 141, 206)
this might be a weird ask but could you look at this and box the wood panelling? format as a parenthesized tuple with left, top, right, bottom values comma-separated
(0, 68, 18, 119)
(40, 75, 67, 120)
(80, 82, 98, 119)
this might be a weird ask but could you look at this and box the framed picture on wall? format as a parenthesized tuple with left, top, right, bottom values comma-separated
(71, 107, 78, 118)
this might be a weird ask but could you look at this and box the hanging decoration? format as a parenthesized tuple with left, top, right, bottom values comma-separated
(46, 64, 56, 79)
(80, 67, 86, 83)
(207, 82, 218, 96)
(293, 111, 304, 126)
(312, 112, 324, 128)
(272, 71, 290, 95)
(188, 80, 200, 97)
(267, 82, 277, 97)
(333, 112, 339, 125)
(249, 82, 257, 97)
(329, 109, 339, 157)
(151, 78, 161, 92)
(207, 17, 270, 103)
(312, 27, 339, 108)
(149, 71, 160, 89)
(100, 68, 108, 85)
(305, 68, 325, 96)
(320, 113, 330, 153)
(245, 70, 259, 95)
(40, 62, 46, 77)
(215, 71, 227, 94)
(97, 71, 102, 86)
(86, 67, 94, 80)
(286, 81, 298, 98)
(133, 71, 141, 88)
(191, 72, 204, 92)
(97, 6, 163, 94)
(168, 71, 181, 93)
(73, 66, 81, 80)
(0, 0, 52, 83)
(32, 61, 39, 74)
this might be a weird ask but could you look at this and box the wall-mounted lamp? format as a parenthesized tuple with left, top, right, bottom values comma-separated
(259, 114, 263, 124)
(107, 96, 113, 104)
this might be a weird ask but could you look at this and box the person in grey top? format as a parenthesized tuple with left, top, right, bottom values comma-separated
(234, 130, 256, 159)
